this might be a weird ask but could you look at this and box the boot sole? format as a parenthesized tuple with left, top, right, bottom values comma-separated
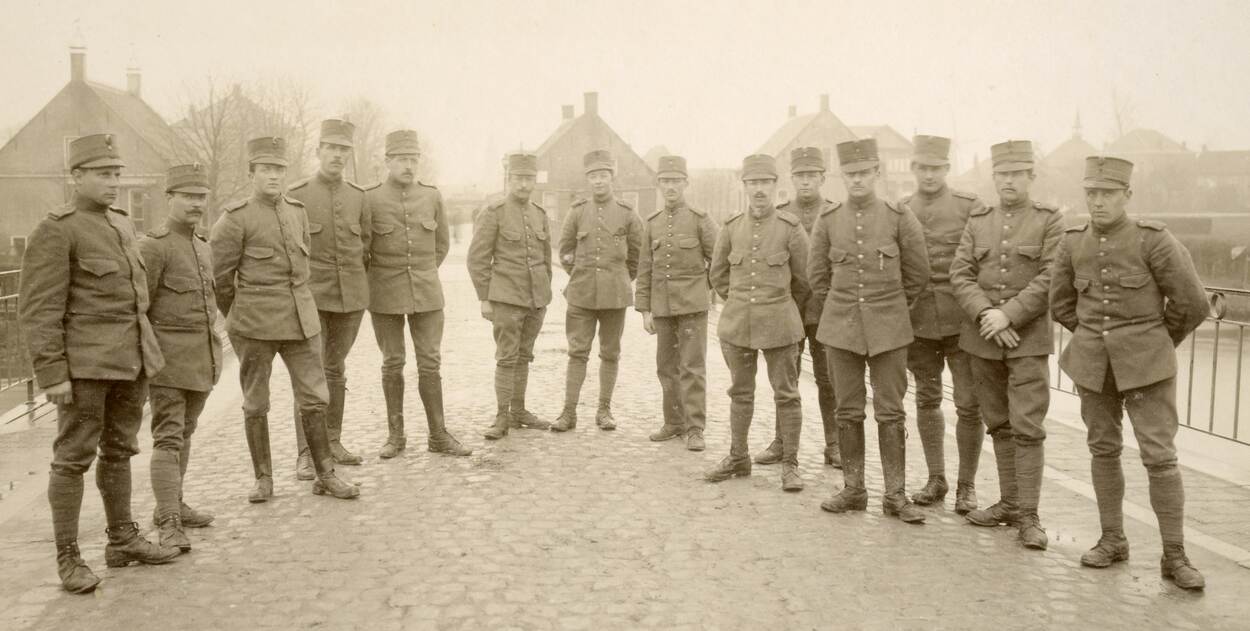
(332, 458, 363, 466)
(597, 425, 616, 431)
(63, 579, 100, 594)
(953, 504, 976, 515)
(704, 470, 751, 483)
(311, 485, 360, 499)
(1161, 568, 1206, 590)
(296, 472, 315, 481)
(754, 456, 782, 465)
(1081, 552, 1129, 568)
(428, 447, 473, 456)
(820, 502, 868, 513)
(649, 434, 682, 442)
(105, 553, 179, 568)
(782, 484, 805, 492)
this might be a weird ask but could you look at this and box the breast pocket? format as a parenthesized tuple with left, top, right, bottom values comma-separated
(767, 250, 791, 283)
(243, 246, 274, 260)
(876, 243, 899, 274)
(78, 257, 120, 277)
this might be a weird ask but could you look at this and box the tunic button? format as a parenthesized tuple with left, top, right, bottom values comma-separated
(857, 283, 864, 288)
(1101, 268, 1108, 273)
(750, 298, 756, 302)
(1001, 240, 1008, 245)
(857, 254, 864, 259)
(858, 298, 865, 302)
(1103, 315, 1110, 320)
(1102, 331, 1109, 336)
(751, 272, 756, 276)
(856, 240, 863, 245)
(1099, 252, 1106, 257)
(1103, 285, 1110, 290)
(1100, 237, 1107, 242)
(1102, 299, 1109, 304)
(665, 275, 670, 278)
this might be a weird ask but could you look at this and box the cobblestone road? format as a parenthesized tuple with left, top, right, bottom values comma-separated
(2, 243, 1249, 630)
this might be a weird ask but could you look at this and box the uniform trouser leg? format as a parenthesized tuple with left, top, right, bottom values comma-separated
(49, 379, 141, 541)
(149, 386, 191, 520)
(492, 302, 526, 413)
(829, 347, 870, 490)
(372, 312, 408, 440)
(295, 310, 363, 452)
(563, 305, 597, 409)
(866, 347, 910, 500)
(720, 341, 759, 458)
(654, 315, 685, 429)
(805, 324, 838, 450)
(763, 344, 802, 465)
(1005, 355, 1049, 516)
(971, 357, 1018, 508)
(407, 310, 452, 438)
(946, 337, 984, 486)
(277, 335, 333, 471)
(1078, 369, 1128, 536)
(233, 334, 280, 477)
(596, 308, 626, 408)
(511, 306, 545, 412)
(908, 337, 948, 479)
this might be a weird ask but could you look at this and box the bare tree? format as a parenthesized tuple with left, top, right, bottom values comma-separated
(1110, 87, 1137, 140)
(166, 77, 251, 224)
(245, 78, 320, 181)
(340, 97, 391, 186)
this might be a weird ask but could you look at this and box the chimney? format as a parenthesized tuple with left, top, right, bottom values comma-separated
(562, 104, 575, 120)
(819, 94, 830, 112)
(127, 66, 141, 97)
(787, 105, 797, 118)
(69, 24, 86, 82)
(584, 92, 599, 116)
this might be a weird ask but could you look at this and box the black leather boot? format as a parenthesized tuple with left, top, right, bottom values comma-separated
(380, 375, 406, 458)
(420, 375, 472, 456)
(880, 423, 925, 524)
(821, 423, 867, 513)
(303, 409, 360, 499)
(104, 522, 180, 567)
(244, 415, 273, 503)
(56, 542, 100, 594)
(326, 382, 362, 465)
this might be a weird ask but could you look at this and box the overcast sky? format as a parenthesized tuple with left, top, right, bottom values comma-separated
(2, 0, 1248, 188)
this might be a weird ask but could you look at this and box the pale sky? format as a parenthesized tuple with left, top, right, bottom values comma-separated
(2, 0, 1249, 189)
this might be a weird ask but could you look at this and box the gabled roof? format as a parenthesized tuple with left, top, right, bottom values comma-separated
(535, 118, 578, 157)
(643, 145, 671, 170)
(758, 114, 818, 156)
(87, 81, 173, 160)
(849, 125, 913, 152)
(1108, 129, 1186, 154)
(1043, 134, 1099, 169)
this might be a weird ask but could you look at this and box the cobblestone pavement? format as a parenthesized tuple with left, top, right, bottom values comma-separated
(2, 243, 1250, 630)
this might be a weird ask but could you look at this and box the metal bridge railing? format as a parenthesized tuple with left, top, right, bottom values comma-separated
(0, 269, 48, 430)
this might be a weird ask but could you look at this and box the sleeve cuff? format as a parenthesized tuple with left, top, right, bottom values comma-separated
(35, 363, 69, 390)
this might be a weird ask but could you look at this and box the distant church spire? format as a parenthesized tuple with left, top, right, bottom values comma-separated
(1072, 111, 1083, 139)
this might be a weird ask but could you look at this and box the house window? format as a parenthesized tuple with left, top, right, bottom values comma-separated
(62, 136, 80, 169)
(10, 236, 27, 259)
(537, 170, 549, 185)
(128, 189, 147, 233)
(622, 191, 640, 210)
(542, 192, 559, 215)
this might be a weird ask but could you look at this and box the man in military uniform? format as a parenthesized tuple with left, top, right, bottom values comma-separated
(19, 133, 178, 594)
(950, 139, 1064, 549)
(366, 130, 472, 458)
(139, 163, 223, 552)
(637, 155, 717, 452)
(551, 149, 643, 432)
(1051, 156, 1209, 589)
(286, 118, 371, 478)
(811, 139, 930, 523)
(900, 135, 985, 514)
(468, 152, 553, 439)
(210, 136, 359, 502)
(704, 154, 809, 492)
(756, 146, 840, 468)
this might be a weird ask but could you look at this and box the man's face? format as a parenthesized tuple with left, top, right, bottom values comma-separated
(911, 163, 950, 195)
(658, 176, 687, 206)
(993, 169, 1035, 205)
(74, 167, 122, 206)
(250, 163, 287, 197)
(792, 171, 825, 203)
(1086, 187, 1131, 230)
(167, 191, 208, 227)
(507, 173, 536, 202)
(318, 142, 352, 178)
(587, 169, 613, 198)
(744, 178, 777, 215)
(842, 167, 879, 202)
(386, 154, 419, 185)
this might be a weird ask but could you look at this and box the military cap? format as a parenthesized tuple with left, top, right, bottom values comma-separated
(320, 118, 355, 148)
(508, 152, 538, 176)
(912, 135, 951, 167)
(247, 136, 288, 167)
(990, 139, 1035, 173)
(166, 163, 211, 195)
(837, 138, 879, 173)
(1083, 155, 1133, 189)
(656, 155, 688, 179)
(69, 133, 125, 170)
(583, 149, 615, 175)
(385, 130, 421, 156)
(790, 146, 826, 174)
(740, 154, 778, 181)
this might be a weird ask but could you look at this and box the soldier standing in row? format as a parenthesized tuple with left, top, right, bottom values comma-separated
(812, 139, 929, 523)
(1051, 156, 1209, 589)
(468, 153, 554, 439)
(286, 118, 371, 477)
(950, 140, 1064, 549)
(138, 163, 223, 551)
(756, 147, 840, 468)
(900, 135, 985, 514)
(210, 136, 359, 502)
(20, 133, 178, 594)
(638, 155, 717, 452)
(551, 150, 643, 432)
(366, 130, 472, 458)
(704, 154, 809, 492)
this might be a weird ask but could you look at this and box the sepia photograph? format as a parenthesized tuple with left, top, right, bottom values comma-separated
(1, 0, 1249, 628)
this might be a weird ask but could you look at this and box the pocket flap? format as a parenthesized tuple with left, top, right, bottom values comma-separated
(651, 239, 662, 250)
(1119, 272, 1150, 288)
(974, 246, 990, 261)
(350, 224, 361, 235)
(1017, 245, 1042, 259)
(162, 276, 198, 293)
(501, 230, 521, 242)
(244, 246, 274, 259)
(78, 257, 119, 276)
(372, 224, 394, 235)
(421, 219, 438, 231)
(877, 243, 899, 258)
(308, 222, 323, 234)
(299, 243, 309, 256)
(727, 252, 744, 265)
(1074, 278, 1091, 292)
(679, 237, 699, 249)
(577, 230, 589, 240)
(535, 230, 549, 241)
(767, 250, 790, 266)
(827, 246, 848, 263)
(614, 226, 627, 236)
